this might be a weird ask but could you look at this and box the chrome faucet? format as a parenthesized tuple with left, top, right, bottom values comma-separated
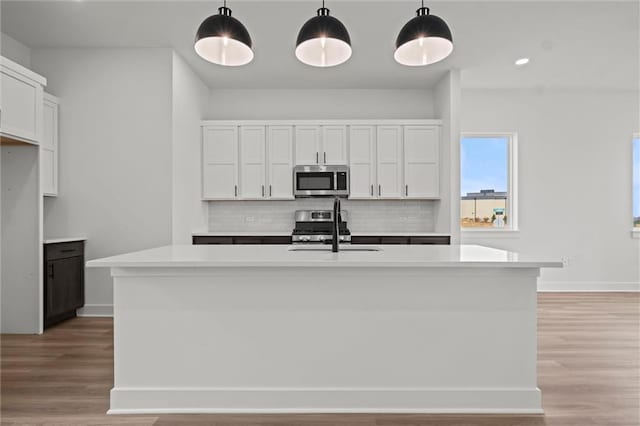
(332, 197, 341, 253)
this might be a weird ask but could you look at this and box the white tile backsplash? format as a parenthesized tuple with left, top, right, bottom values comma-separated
(207, 200, 436, 233)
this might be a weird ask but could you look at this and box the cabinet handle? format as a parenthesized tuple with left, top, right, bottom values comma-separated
(60, 249, 76, 253)
(370, 184, 373, 196)
(269, 185, 272, 197)
(234, 185, 238, 197)
(378, 184, 381, 196)
(262, 185, 265, 197)
(316, 152, 319, 164)
(324, 152, 326, 163)
(406, 184, 408, 196)
(48, 264, 54, 279)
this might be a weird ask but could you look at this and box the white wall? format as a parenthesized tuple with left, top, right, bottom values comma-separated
(461, 88, 640, 290)
(208, 89, 435, 120)
(30, 48, 174, 314)
(1, 145, 41, 333)
(171, 52, 209, 243)
(1, 32, 31, 68)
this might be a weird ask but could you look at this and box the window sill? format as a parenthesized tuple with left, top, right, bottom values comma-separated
(461, 229, 521, 239)
(632, 229, 640, 239)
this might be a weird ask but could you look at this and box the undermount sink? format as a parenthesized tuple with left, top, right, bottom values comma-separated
(288, 245, 382, 252)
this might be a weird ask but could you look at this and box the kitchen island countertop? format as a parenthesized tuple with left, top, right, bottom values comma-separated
(87, 244, 560, 269)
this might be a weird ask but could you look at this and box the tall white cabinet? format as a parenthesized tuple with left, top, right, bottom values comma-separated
(41, 93, 60, 196)
(239, 126, 266, 199)
(267, 126, 294, 199)
(404, 125, 439, 198)
(202, 126, 239, 199)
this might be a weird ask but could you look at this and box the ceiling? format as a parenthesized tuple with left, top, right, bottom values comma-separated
(1, 0, 638, 90)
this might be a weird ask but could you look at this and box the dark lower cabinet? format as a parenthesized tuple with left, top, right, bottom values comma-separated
(193, 236, 292, 245)
(194, 235, 450, 245)
(44, 241, 85, 329)
(351, 235, 450, 245)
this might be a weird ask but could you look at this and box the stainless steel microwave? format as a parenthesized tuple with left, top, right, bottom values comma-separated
(293, 165, 349, 198)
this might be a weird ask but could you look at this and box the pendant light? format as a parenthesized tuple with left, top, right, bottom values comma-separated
(394, 0, 453, 66)
(295, 0, 352, 67)
(195, 0, 253, 66)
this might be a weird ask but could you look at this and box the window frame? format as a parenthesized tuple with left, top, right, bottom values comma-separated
(459, 132, 519, 233)
(632, 133, 640, 238)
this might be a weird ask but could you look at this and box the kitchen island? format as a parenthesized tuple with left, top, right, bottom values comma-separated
(88, 244, 561, 414)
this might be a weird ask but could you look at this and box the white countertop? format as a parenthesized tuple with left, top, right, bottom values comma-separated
(87, 244, 561, 269)
(43, 237, 87, 244)
(193, 232, 450, 237)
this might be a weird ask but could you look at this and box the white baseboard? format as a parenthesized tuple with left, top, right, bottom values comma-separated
(108, 387, 543, 414)
(77, 304, 114, 317)
(538, 281, 640, 292)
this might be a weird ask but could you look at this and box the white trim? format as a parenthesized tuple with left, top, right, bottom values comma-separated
(460, 132, 518, 232)
(202, 119, 443, 127)
(77, 304, 114, 317)
(0, 55, 47, 86)
(108, 387, 542, 414)
(538, 281, 640, 292)
(632, 133, 639, 232)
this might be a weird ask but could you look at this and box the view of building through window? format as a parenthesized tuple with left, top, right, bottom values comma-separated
(460, 136, 509, 228)
(634, 137, 639, 228)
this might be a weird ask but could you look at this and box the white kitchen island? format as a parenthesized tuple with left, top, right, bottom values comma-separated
(87, 244, 561, 415)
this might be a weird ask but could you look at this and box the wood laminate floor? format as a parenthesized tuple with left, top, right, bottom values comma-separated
(1, 293, 638, 426)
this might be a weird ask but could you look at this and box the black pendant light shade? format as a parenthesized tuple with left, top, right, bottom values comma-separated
(394, 4, 453, 66)
(195, 5, 253, 66)
(295, 4, 352, 67)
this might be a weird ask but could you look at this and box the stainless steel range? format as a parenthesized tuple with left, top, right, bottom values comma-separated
(291, 209, 351, 244)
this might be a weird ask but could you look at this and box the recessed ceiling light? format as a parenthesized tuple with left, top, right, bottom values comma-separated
(515, 58, 530, 66)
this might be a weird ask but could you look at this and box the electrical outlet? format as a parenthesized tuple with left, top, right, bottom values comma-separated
(561, 257, 570, 267)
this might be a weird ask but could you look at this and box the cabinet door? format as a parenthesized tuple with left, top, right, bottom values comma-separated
(41, 95, 59, 196)
(376, 126, 403, 198)
(267, 126, 294, 199)
(404, 126, 439, 198)
(322, 125, 347, 165)
(294, 126, 320, 165)
(0, 65, 43, 144)
(239, 126, 266, 199)
(202, 126, 238, 199)
(349, 126, 376, 199)
(46, 256, 83, 319)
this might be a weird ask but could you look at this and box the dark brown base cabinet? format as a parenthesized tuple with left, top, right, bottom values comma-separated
(44, 241, 85, 329)
(193, 235, 450, 245)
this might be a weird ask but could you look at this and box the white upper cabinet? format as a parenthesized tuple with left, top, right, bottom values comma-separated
(294, 126, 321, 165)
(202, 126, 238, 199)
(267, 126, 294, 199)
(404, 125, 439, 198)
(41, 93, 59, 196)
(376, 126, 403, 199)
(321, 125, 348, 165)
(0, 56, 46, 145)
(239, 126, 266, 199)
(349, 126, 376, 199)
(202, 121, 440, 202)
(295, 125, 347, 165)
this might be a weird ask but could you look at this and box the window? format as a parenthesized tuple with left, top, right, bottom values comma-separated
(460, 134, 517, 230)
(633, 135, 639, 229)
